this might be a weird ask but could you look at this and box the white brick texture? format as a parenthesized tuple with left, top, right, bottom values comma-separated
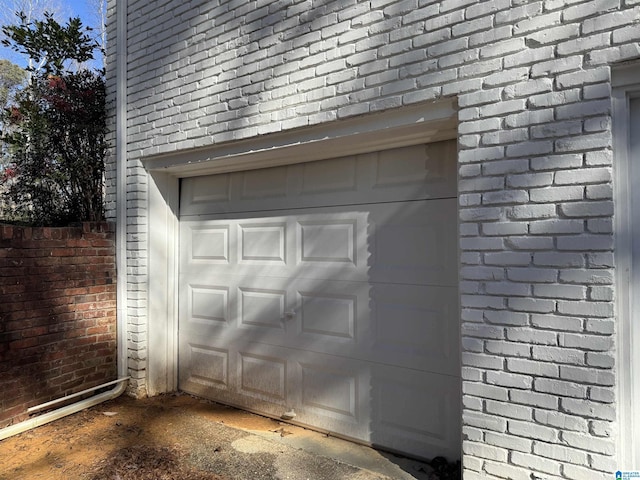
(105, 0, 635, 476)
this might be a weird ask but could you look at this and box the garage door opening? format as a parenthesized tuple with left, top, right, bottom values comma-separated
(176, 140, 461, 460)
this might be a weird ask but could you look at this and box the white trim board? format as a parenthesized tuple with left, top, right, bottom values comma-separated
(143, 100, 457, 177)
(613, 62, 640, 470)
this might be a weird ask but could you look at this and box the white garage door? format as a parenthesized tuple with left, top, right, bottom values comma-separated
(178, 140, 461, 460)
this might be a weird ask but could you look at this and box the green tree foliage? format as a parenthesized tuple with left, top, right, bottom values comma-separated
(2, 11, 97, 74)
(0, 59, 26, 110)
(0, 12, 106, 225)
(0, 59, 25, 175)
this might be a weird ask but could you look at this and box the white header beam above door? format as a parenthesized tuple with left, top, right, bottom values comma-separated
(143, 100, 457, 178)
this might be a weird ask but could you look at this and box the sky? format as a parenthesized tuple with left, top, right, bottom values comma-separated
(66, 0, 92, 18)
(1, 0, 103, 68)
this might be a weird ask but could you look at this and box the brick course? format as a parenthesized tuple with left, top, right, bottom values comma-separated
(0, 223, 117, 428)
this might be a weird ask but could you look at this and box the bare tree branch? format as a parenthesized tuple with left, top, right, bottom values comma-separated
(84, 0, 106, 69)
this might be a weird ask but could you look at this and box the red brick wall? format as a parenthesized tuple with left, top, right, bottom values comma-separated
(0, 222, 117, 428)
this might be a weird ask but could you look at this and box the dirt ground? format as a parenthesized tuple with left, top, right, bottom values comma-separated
(0, 393, 295, 480)
(0, 393, 460, 480)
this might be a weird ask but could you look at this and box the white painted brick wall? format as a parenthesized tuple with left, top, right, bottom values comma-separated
(103, 0, 640, 475)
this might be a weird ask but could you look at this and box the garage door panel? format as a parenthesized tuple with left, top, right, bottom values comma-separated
(238, 164, 289, 200)
(372, 284, 460, 376)
(238, 350, 288, 402)
(238, 221, 287, 264)
(182, 222, 233, 267)
(233, 278, 291, 344)
(182, 275, 289, 347)
(182, 276, 373, 363)
(238, 287, 287, 331)
(181, 337, 295, 403)
(184, 172, 231, 209)
(372, 142, 454, 191)
(294, 351, 371, 440)
(181, 220, 293, 280)
(180, 140, 457, 216)
(183, 201, 455, 285)
(294, 211, 368, 275)
(182, 213, 368, 281)
(186, 284, 230, 329)
(370, 365, 461, 460)
(298, 220, 357, 265)
(179, 340, 230, 392)
(299, 291, 357, 340)
(291, 279, 371, 358)
(290, 156, 369, 209)
(299, 155, 358, 195)
(300, 364, 358, 418)
(181, 276, 287, 345)
(368, 199, 457, 287)
(189, 225, 230, 262)
(181, 343, 296, 421)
